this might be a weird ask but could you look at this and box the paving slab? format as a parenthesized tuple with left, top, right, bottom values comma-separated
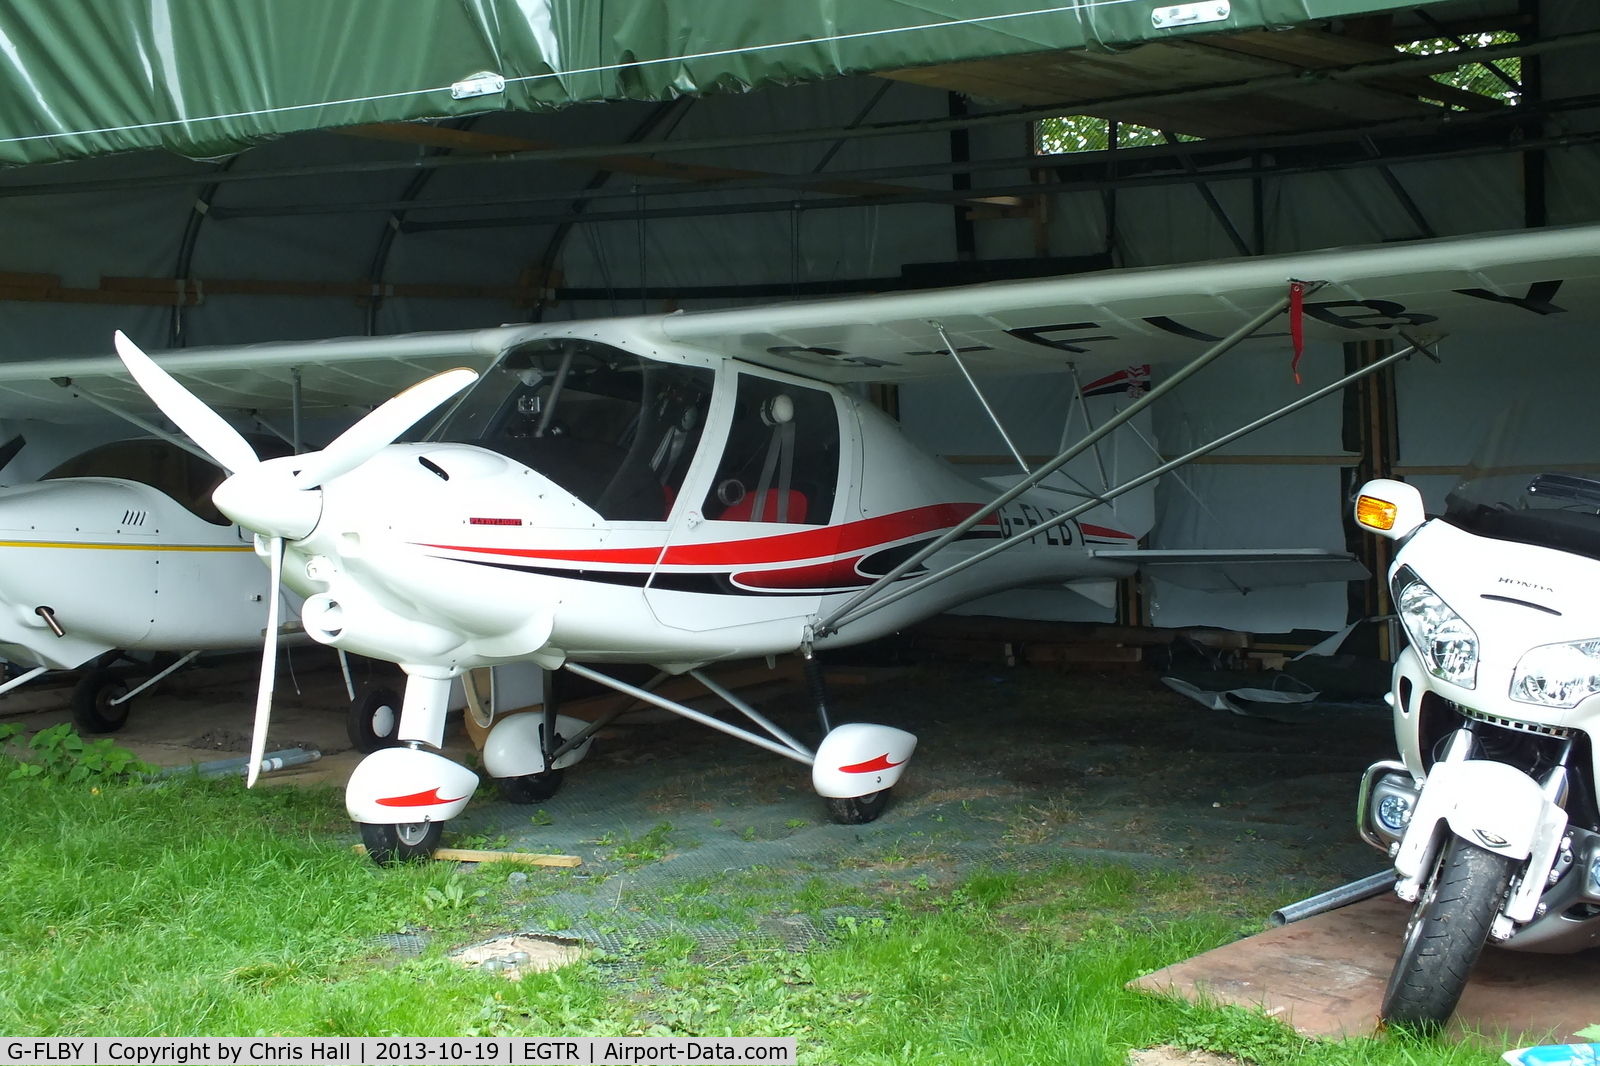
(1134, 895, 1600, 1044)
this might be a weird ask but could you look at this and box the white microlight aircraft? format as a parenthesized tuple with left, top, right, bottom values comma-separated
(5, 224, 1596, 864)
(0, 434, 306, 731)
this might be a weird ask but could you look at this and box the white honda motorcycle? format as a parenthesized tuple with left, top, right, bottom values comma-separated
(1355, 470, 1600, 1030)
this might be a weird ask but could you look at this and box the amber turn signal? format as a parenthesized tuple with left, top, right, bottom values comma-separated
(1356, 494, 1398, 531)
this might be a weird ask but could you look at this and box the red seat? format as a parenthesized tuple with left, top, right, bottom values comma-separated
(719, 489, 807, 523)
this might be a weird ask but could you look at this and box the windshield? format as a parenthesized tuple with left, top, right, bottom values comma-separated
(428, 341, 715, 522)
(1444, 401, 1600, 561)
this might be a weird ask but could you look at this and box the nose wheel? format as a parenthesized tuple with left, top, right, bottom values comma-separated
(71, 666, 131, 734)
(825, 790, 890, 825)
(359, 820, 443, 865)
(347, 684, 403, 753)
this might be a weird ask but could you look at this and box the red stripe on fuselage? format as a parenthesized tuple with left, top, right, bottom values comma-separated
(419, 504, 998, 570)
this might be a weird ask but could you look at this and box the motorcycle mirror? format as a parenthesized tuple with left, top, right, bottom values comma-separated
(1355, 478, 1426, 541)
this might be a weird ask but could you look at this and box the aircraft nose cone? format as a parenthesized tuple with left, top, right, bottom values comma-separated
(212, 468, 322, 540)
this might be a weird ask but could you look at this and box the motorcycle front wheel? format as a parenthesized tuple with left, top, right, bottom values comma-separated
(1381, 835, 1517, 1032)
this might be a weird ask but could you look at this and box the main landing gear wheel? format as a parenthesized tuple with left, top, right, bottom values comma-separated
(347, 685, 403, 754)
(498, 769, 565, 804)
(1381, 835, 1518, 1032)
(825, 790, 890, 825)
(359, 820, 443, 865)
(71, 667, 131, 734)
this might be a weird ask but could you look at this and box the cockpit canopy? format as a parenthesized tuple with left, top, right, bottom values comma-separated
(428, 341, 715, 522)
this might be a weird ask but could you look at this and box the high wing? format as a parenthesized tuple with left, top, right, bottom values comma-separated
(0, 327, 528, 420)
(0, 223, 1593, 419)
(658, 223, 1600, 381)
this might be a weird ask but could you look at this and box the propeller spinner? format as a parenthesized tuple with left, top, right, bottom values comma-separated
(111, 331, 477, 785)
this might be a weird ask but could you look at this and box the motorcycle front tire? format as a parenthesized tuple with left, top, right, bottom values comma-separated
(1381, 835, 1518, 1032)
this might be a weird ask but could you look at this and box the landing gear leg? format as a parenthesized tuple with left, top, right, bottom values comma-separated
(349, 669, 477, 867)
(806, 649, 895, 826)
(803, 648, 832, 736)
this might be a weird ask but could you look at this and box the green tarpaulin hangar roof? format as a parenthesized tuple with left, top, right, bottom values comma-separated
(0, 0, 1454, 165)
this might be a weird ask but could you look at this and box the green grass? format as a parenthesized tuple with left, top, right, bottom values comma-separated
(0, 770, 1505, 1062)
(0, 774, 621, 1036)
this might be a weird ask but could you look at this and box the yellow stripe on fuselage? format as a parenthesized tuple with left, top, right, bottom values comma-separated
(0, 539, 253, 552)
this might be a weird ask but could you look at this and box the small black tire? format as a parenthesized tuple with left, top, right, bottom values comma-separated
(1381, 835, 1518, 1032)
(498, 769, 565, 804)
(359, 820, 443, 865)
(71, 668, 131, 734)
(348, 685, 403, 754)
(825, 789, 890, 825)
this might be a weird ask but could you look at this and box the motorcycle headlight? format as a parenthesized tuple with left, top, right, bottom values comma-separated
(1394, 569, 1477, 688)
(1511, 639, 1600, 709)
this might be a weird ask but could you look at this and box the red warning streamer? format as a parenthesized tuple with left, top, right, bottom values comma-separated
(1288, 279, 1306, 385)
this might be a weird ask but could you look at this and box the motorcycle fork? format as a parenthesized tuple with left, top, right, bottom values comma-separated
(1395, 724, 1477, 902)
(1495, 737, 1575, 936)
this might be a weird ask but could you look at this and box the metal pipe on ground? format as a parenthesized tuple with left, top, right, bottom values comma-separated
(148, 747, 322, 780)
(1270, 870, 1398, 926)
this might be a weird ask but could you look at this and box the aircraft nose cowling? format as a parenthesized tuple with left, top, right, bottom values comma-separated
(212, 468, 322, 541)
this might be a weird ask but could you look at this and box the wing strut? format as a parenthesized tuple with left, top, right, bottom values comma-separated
(814, 285, 1323, 637)
(54, 379, 215, 464)
(821, 336, 1428, 634)
(936, 324, 1030, 475)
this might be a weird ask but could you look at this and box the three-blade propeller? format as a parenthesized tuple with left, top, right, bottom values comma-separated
(111, 331, 478, 786)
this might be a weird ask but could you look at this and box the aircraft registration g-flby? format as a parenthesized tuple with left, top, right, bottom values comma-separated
(18, 222, 1597, 863)
(0, 434, 307, 732)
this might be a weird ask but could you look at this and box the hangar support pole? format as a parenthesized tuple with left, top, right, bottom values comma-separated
(948, 92, 977, 262)
(1522, 0, 1547, 229)
(1341, 339, 1400, 660)
(168, 157, 238, 347)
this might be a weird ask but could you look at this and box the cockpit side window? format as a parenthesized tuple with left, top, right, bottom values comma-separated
(44, 439, 231, 524)
(703, 373, 839, 525)
(429, 342, 715, 522)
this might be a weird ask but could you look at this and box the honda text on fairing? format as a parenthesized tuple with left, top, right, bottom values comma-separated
(41, 221, 1600, 864)
(1356, 462, 1600, 1030)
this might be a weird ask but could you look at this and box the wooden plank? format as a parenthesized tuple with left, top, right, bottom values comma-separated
(352, 844, 581, 867)
(913, 614, 1251, 649)
(0, 274, 554, 308)
(1024, 643, 1142, 664)
(915, 637, 1016, 666)
(432, 847, 581, 866)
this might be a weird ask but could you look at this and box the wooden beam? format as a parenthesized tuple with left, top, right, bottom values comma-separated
(0, 272, 557, 307)
(351, 845, 582, 867)
(337, 123, 1022, 207)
